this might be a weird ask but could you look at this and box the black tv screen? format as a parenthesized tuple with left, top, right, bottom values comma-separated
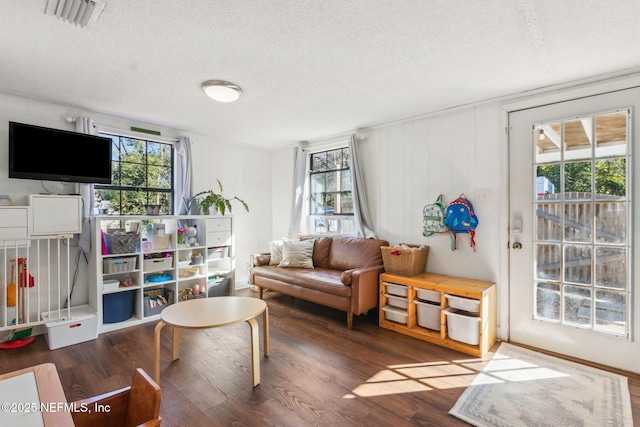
(9, 121, 112, 184)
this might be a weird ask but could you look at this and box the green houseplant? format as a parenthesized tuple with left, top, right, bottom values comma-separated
(191, 179, 249, 216)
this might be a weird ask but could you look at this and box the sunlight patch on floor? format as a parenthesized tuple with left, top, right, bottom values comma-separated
(474, 354, 570, 384)
(345, 359, 483, 398)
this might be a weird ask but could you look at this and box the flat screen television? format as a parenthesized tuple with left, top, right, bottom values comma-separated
(9, 121, 112, 184)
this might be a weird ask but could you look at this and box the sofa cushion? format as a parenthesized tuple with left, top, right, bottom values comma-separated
(328, 237, 388, 271)
(278, 239, 315, 268)
(312, 236, 332, 269)
(253, 265, 350, 297)
(299, 235, 332, 268)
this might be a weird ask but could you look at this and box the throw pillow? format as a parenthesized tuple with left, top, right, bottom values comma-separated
(278, 239, 315, 268)
(269, 240, 284, 265)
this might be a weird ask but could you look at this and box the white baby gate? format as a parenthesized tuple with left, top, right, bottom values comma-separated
(0, 236, 74, 333)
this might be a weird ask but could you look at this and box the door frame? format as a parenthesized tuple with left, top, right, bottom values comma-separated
(503, 85, 640, 373)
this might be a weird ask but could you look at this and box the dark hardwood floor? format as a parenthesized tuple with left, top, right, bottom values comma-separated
(1, 288, 638, 426)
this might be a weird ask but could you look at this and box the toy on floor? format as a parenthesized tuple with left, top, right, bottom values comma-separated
(1, 258, 36, 349)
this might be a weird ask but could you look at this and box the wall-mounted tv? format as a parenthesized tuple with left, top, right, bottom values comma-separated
(9, 121, 112, 184)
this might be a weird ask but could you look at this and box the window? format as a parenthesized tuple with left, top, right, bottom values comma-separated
(94, 132, 174, 215)
(309, 147, 354, 234)
(534, 110, 630, 335)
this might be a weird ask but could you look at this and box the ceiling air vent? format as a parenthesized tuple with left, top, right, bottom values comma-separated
(44, 0, 106, 30)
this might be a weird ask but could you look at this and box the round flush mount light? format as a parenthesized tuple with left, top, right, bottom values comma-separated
(202, 80, 242, 102)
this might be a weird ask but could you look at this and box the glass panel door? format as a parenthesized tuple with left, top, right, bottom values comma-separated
(508, 87, 640, 373)
(534, 111, 629, 336)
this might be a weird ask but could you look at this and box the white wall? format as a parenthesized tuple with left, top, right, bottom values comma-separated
(0, 92, 272, 303)
(270, 147, 295, 242)
(189, 136, 272, 286)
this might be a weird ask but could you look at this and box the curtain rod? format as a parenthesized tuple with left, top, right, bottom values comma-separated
(98, 125, 179, 144)
(306, 130, 355, 144)
(302, 131, 367, 152)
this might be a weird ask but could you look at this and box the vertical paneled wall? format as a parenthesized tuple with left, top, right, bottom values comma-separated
(359, 103, 505, 282)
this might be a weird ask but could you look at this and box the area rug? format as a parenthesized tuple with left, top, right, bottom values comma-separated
(449, 342, 633, 427)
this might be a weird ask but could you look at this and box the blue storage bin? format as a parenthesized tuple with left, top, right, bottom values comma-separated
(103, 290, 135, 323)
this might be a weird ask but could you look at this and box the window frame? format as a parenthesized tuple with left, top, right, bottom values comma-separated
(307, 145, 354, 235)
(93, 126, 177, 216)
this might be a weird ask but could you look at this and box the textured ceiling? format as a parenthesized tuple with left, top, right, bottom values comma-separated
(1, 0, 640, 150)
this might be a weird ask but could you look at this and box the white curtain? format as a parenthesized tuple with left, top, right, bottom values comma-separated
(287, 143, 309, 238)
(175, 136, 192, 215)
(349, 134, 376, 238)
(288, 136, 375, 239)
(75, 117, 98, 254)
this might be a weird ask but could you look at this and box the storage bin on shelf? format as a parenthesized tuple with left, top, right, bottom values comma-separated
(416, 288, 440, 304)
(103, 232, 139, 254)
(443, 308, 481, 345)
(207, 246, 229, 260)
(177, 260, 191, 268)
(381, 244, 429, 277)
(207, 276, 230, 297)
(179, 266, 199, 278)
(445, 294, 480, 313)
(383, 282, 407, 297)
(143, 253, 173, 273)
(103, 290, 136, 323)
(147, 234, 170, 250)
(143, 288, 174, 317)
(385, 293, 408, 309)
(103, 256, 137, 274)
(103, 279, 120, 291)
(190, 254, 204, 265)
(178, 249, 192, 262)
(381, 305, 409, 324)
(414, 299, 441, 331)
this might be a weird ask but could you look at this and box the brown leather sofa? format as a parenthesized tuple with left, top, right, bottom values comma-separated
(250, 235, 389, 329)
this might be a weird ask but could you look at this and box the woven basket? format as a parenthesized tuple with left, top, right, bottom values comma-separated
(381, 244, 429, 277)
(105, 232, 139, 254)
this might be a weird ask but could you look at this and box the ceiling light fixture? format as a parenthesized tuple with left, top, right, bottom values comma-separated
(202, 80, 242, 103)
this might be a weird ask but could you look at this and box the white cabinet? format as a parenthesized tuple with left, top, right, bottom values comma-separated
(205, 217, 232, 246)
(0, 195, 81, 239)
(0, 207, 29, 239)
(91, 215, 235, 333)
(29, 194, 82, 235)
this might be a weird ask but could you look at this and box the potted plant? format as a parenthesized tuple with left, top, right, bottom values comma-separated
(192, 179, 249, 216)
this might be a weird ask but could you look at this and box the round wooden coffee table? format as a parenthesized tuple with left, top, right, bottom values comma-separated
(154, 296, 269, 386)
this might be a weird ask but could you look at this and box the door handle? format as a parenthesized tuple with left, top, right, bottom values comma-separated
(512, 242, 522, 250)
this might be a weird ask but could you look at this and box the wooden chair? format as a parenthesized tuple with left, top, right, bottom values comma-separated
(71, 368, 161, 427)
